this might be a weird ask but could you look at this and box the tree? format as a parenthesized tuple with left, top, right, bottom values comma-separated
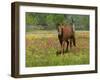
(26, 12, 89, 31)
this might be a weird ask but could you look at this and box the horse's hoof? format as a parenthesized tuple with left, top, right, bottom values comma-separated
(56, 51, 61, 56)
(65, 50, 68, 53)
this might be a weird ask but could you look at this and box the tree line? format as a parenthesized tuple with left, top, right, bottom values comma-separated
(26, 12, 89, 31)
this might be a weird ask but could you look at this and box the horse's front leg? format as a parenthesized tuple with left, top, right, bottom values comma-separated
(61, 41, 65, 55)
(65, 40, 69, 52)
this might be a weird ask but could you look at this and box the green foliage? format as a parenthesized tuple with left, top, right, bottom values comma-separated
(26, 12, 89, 31)
(46, 14, 55, 29)
(53, 14, 65, 25)
(26, 13, 34, 25)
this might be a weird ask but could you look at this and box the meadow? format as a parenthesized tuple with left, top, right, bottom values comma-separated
(26, 30, 89, 67)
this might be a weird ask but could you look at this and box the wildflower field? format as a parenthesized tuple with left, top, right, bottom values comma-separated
(26, 30, 89, 67)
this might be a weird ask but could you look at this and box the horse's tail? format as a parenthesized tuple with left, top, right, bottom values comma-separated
(72, 36, 76, 46)
(72, 23, 76, 46)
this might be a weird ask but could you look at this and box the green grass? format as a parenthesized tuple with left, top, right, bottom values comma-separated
(26, 30, 89, 67)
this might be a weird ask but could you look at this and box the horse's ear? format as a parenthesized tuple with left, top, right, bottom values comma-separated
(56, 23, 59, 26)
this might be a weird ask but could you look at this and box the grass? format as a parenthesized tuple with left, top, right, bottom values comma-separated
(26, 30, 89, 67)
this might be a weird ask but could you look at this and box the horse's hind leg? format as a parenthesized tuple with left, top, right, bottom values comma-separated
(70, 39, 72, 49)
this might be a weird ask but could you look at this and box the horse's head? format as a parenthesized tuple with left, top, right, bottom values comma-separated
(57, 24, 64, 35)
(58, 26, 62, 35)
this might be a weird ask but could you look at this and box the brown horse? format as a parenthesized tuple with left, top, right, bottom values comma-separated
(57, 23, 76, 55)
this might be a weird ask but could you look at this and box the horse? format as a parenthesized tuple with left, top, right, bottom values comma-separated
(57, 23, 76, 55)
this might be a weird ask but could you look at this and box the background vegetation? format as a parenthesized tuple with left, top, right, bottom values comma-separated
(26, 12, 89, 31)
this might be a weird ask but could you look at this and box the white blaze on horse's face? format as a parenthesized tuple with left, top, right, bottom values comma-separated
(58, 26, 62, 35)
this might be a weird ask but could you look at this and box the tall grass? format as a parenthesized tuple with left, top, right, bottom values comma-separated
(26, 31, 89, 67)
